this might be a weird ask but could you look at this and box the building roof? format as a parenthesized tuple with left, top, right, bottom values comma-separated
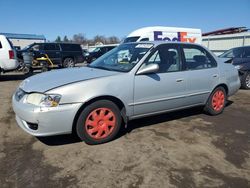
(202, 27, 249, 36)
(0, 33, 46, 40)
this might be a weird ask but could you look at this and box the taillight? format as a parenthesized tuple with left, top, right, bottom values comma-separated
(9, 50, 14, 59)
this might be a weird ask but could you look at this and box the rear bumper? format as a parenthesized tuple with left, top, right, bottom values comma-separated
(1, 59, 19, 72)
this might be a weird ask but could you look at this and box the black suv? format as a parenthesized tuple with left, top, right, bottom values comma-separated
(219, 46, 250, 89)
(86, 45, 117, 63)
(17, 43, 84, 67)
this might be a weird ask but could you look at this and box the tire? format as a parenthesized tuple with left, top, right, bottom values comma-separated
(204, 86, 226, 116)
(23, 66, 33, 75)
(241, 72, 250, 90)
(76, 100, 122, 145)
(63, 58, 75, 68)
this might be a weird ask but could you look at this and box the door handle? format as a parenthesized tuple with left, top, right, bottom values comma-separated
(176, 79, 184, 82)
(212, 74, 218, 78)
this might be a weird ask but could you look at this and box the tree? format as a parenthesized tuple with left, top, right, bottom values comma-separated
(63, 35, 69, 42)
(55, 36, 61, 42)
(107, 36, 120, 44)
(93, 35, 107, 45)
(72, 33, 87, 44)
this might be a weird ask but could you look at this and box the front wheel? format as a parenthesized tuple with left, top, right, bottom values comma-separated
(204, 87, 226, 115)
(241, 72, 250, 90)
(76, 100, 122, 145)
(63, 58, 75, 68)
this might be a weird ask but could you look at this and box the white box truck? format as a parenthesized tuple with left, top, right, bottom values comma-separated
(123, 26, 202, 44)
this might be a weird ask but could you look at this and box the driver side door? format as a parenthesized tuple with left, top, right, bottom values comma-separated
(133, 44, 188, 117)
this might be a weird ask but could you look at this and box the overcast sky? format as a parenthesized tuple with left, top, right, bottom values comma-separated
(1, 0, 249, 40)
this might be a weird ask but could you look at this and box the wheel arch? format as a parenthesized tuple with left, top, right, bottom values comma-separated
(63, 56, 75, 62)
(72, 95, 127, 134)
(213, 83, 229, 95)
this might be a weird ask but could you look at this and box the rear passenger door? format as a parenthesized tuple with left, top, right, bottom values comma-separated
(43, 44, 61, 64)
(181, 44, 219, 105)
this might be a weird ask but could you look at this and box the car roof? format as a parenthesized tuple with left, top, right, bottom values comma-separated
(32, 42, 80, 45)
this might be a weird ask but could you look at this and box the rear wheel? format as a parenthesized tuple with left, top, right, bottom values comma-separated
(204, 87, 226, 115)
(63, 58, 75, 68)
(241, 72, 250, 90)
(76, 100, 122, 145)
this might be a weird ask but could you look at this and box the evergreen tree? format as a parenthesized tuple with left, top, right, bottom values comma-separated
(55, 36, 61, 42)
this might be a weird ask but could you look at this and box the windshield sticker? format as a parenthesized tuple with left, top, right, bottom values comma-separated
(135, 44, 153, 49)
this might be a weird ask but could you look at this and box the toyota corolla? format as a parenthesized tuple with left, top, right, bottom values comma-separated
(12, 42, 240, 144)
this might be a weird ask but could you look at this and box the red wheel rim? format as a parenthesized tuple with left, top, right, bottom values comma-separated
(212, 90, 225, 111)
(85, 108, 116, 139)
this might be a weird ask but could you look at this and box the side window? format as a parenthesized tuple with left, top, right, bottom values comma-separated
(44, 44, 56, 51)
(243, 48, 250, 58)
(182, 45, 217, 70)
(0, 41, 2, 49)
(55, 44, 60, 50)
(145, 45, 181, 73)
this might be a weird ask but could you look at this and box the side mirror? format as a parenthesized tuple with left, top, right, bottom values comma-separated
(137, 63, 159, 75)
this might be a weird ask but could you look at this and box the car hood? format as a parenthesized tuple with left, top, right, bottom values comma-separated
(19, 67, 120, 93)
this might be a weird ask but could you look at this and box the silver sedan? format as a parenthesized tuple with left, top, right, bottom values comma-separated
(12, 42, 240, 144)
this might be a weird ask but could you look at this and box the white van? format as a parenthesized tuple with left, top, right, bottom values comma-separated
(124, 26, 202, 44)
(0, 35, 19, 73)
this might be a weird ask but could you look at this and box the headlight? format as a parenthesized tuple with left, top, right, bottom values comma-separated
(234, 65, 242, 70)
(26, 93, 61, 107)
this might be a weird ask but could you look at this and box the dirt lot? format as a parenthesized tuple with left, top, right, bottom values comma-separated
(0, 73, 250, 188)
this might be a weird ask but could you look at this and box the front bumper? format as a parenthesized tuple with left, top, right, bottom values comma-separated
(12, 95, 82, 136)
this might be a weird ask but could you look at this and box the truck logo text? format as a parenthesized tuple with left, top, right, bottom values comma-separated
(154, 31, 196, 43)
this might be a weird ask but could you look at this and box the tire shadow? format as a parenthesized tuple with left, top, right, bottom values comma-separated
(36, 133, 81, 146)
(0, 73, 31, 81)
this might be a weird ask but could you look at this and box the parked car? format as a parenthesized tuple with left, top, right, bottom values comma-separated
(219, 46, 250, 89)
(17, 43, 84, 68)
(12, 41, 240, 144)
(82, 49, 90, 63)
(0, 35, 19, 73)
(86, 45, 117, 63)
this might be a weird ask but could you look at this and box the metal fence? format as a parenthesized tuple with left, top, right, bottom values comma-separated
(202, 32, 250, 55)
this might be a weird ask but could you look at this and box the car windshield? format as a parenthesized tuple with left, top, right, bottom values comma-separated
(219, 48, 243, 58)
(88, 43, 153, 72)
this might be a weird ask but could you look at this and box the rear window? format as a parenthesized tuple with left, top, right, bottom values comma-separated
(60, 44, 81, 51)
(219, 48, 244, 58)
